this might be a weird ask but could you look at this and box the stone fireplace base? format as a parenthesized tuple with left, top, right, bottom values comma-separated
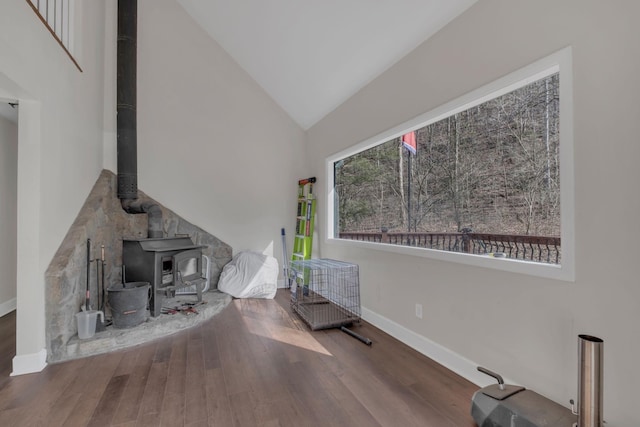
(61, 291, 231, 362)
(45, 170, 233, 363)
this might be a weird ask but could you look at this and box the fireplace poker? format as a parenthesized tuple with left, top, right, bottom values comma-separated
(101, 245, 106, 311)
(85, 239, 92, 311)
(95, 254, 100, 311)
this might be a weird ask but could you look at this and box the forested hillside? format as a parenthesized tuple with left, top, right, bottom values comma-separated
(335, 73, 560, 237)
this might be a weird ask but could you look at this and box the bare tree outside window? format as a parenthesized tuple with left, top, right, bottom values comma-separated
(334, 73, 561, 264)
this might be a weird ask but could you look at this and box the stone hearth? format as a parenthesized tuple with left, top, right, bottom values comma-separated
(45, 170, 233, 363)
(64, 291, 231, 361)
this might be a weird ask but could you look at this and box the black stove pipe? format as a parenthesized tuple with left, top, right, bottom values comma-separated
(117, 0, 163, 238)
(116, 0, 137, 201)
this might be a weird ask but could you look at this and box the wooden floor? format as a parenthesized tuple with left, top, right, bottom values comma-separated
(0, 291, 478, 426)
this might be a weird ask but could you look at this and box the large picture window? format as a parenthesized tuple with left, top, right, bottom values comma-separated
(326, 48, 574, 280)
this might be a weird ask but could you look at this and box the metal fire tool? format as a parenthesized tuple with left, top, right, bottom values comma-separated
(101, 245, 106, 311)
(95, 256, 100, 311)
(85, 239, 92, 311)
(94, 244, 109, 332)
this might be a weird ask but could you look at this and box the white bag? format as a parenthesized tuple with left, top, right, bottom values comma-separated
(218, 251, 278, 299)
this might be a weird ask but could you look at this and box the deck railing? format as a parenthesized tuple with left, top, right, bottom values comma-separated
(338, 229, 561, 264)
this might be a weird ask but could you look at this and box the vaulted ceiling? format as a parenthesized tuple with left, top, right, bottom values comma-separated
(177, 0, 477, 129)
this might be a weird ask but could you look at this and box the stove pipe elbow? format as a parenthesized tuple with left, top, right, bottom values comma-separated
(121, 199, 163, 239)
(145, 203, 163, 238)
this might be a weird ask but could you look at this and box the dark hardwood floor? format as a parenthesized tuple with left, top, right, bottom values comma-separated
(0, 291, 478, 426)
(0, 310, 15, 390)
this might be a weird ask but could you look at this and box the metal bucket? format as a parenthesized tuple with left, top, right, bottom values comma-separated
(107, 282, 150, 328)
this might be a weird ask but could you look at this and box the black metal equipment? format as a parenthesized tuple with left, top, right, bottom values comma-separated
(117, 0, 139, 201)
(471, 366, 577, 426)
(117, 0, 163, 238)
(122, 237, 207, 317)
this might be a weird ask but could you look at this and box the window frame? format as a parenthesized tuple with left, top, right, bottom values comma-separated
(325, 47, 574, 281)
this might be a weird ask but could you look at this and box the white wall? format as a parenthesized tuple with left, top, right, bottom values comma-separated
(103, 0, 307, 261)
(0, 1, 106, 372)
(0, 115, 17, 315)
(308, 1, 640, 425)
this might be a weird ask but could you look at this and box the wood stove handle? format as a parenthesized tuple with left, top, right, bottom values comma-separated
(477, 366, 505, 390)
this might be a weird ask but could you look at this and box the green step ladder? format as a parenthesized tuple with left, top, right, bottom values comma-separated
(292, 177, 316, 262)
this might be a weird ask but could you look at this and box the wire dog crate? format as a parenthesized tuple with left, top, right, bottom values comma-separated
(290, 259, 361, 330)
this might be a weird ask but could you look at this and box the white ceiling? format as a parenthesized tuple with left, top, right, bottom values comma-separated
(177, 0, 477, 130)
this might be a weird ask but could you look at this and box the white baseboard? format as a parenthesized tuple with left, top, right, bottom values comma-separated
(0, 298, 16, 317)
(11, 349, 48, 376)
(361, 306, 511, 387)
(277, 279, 288, 289)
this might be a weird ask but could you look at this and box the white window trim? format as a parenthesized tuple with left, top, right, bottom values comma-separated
(326, 46, 574, 282)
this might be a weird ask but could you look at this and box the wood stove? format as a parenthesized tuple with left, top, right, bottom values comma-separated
(123, 237, 207, 317)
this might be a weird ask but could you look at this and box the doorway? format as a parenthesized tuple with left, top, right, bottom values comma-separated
(0, 98, 18, 380)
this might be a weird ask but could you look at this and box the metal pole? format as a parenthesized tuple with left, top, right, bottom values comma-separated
(578, 334, 604, 427)
(340, 326, 372, 346)
(117, 0, 138, 200)
(407, 150, 411, 232)
(281, 228, 290, 288)
(86, 239, 91, 311)
(100, 245, 105, 311)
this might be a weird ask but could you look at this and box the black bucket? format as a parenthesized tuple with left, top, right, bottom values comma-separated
(107, 282, 150, 328)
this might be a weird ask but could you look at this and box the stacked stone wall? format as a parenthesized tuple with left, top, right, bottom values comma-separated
(45, 170, 232, 362)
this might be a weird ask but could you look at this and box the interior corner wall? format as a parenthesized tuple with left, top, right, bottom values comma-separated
(104, 0, 308, 260)
(102, 0, 118, 174)
(0, 116, 17, 313)
(0, 1, 107, 363)
(307, 1, 640, 425)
